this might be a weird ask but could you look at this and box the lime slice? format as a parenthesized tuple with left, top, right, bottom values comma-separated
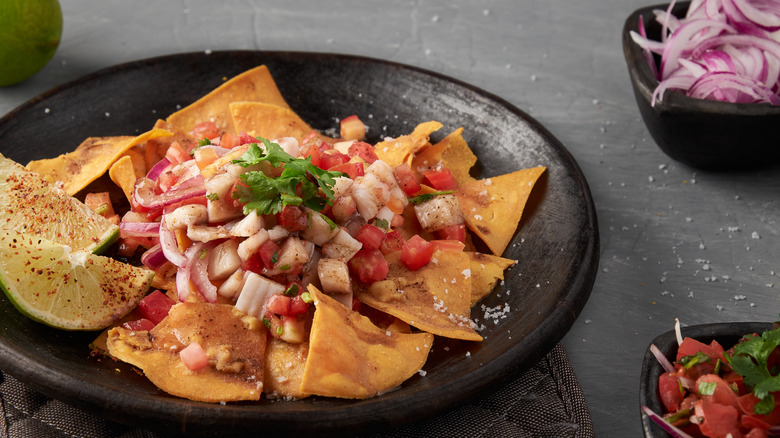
(0, 153, 119, 253)
(0, 230, 154, 330)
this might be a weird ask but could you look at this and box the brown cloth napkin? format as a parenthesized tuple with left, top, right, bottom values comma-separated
(0, 344, 592, 438)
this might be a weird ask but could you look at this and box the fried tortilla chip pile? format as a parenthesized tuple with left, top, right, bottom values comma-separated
(33, 65, 545, 403)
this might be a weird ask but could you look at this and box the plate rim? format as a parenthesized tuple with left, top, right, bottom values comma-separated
(0, 50, 599, 436)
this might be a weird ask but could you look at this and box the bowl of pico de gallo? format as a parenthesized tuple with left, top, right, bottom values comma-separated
(640, 320, 780, 438)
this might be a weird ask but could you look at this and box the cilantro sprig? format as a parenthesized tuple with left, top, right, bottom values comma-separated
(726, 326, 780, 415)
(232, 137, 343, 215)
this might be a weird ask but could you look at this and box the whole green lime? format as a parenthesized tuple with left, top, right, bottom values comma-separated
(0, 0, 63, 87)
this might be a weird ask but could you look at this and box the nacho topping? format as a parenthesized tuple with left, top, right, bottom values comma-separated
(10, 64, 549, 403)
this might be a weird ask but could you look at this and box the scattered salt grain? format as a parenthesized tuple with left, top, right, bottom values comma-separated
(204, 49, 212, 55)
(418, 370, 427, 377)
(752, 231, 760, 239)
(44, 108, 50, 114)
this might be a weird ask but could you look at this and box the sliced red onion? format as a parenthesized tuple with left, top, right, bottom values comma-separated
(159, 217, 187, 267)
(119, 221, 161, 238)
(642, 406, 696, 438)
(140, 243, 167, 270)
(631, 0, 780, 105)
(146, 157, 171, 182)
(650, 343, 677, 373)
(730, 0, 780, 31)
(175, 241, 217, 303)
(134, 175, 207, 210)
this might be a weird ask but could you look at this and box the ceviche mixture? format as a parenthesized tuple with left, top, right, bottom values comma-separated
(17, 65, 545, 402)
(644, 321, 780, 438)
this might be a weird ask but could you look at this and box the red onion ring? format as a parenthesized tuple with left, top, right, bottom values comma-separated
(140, 243, 167, 270)
(119, 221, 161, 238)
(159, 217, 187, 267)
(146, 157, 171, 182)
(133, 175, 207, 210)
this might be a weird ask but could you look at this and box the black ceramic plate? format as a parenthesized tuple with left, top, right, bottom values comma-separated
(0, 51, 598, 437)
(640, 321, 773, 437)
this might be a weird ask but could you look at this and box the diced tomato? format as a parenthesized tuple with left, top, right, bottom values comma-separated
(658, 372, 685, 413)
(259, 239, 281, 269)
(435, 224, 466, 243)
(179, 342, 209, 371)
(288, 295, 310, 316)
(340, 115, 366, 141)
(276, 205, 309, 232)
(165, 141, 191, 165)
(266, 294, 292, 316)
(301, 141, 324, 167)
(242, 252, 264, 274)
(347, 141, 377, 163)
(137, 290, 176, 325)
(191, 121, 220, 140)
(239, 131, 258, 145)
(319, 150, 350, 170)
(431, 239, 466, 252)
(84, 192, 115, 218)
(380, 230, 404, 254)
(696, 399, 741, 438)
(330, 161, 365, 179)
(220, 133, 241, 149)
(423, 168, 457, 190)
(677, 337, 726, 380)
(393, 163, 421, 195)
(156, 170, 178, 193)
(401, 234, 435, 271)
(122, 318, 156, 332)
(696, 374, 740, 409)
(742, 413, 771, 431)
(348, 249, 389, 284)
(355, 224, 386, 250)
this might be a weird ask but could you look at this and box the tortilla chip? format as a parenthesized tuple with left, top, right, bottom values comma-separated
(229, 102, 319, 144)
(263, 338, 310, 400)
(108, 155, 137, 203)
(374, 121, 442, 168)
(411, 127, 477, 185)
(455, 166, 546, 256)
(26, 128, 172, 196)
(358, 250, 482, 341)
(106, 302, 266, 403)
(300, 284, 433, 399)
(166, 65, 291, 135)
(467, 252, 516, 307)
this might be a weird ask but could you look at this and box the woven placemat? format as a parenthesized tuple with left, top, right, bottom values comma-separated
(0, 343, 592, 438)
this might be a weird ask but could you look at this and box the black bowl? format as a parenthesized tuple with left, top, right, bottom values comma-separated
(622, 2, 780, 170)
(639, 321, 773, 437)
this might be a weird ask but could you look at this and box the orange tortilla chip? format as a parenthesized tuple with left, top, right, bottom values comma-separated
(166, 65, 291, 135)
(300, 285, 433, 399)
(456, 166, 546, 256)
(412, 127, 477, 185)
(26, 128, 172, 195)
(106, 302, 267, 403)
(359, 250, 482, 341)
(108, 155, 138, 204)
(263, 338, 310, 399)
(374, 121, 442, 168)
(467, 251, 516, 307)
(229, 102, 320, 144)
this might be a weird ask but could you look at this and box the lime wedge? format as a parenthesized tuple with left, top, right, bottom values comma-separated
(0, 153, 119, 253)
(0, 230, 154, 330)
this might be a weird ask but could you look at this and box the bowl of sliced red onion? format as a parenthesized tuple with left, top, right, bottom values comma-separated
(623, 0, 780, 170)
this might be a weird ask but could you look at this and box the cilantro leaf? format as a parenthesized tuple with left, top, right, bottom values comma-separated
(231, 137, 343, 215)
(726, 327, 780, 415)
(408, 190, 455, 205)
